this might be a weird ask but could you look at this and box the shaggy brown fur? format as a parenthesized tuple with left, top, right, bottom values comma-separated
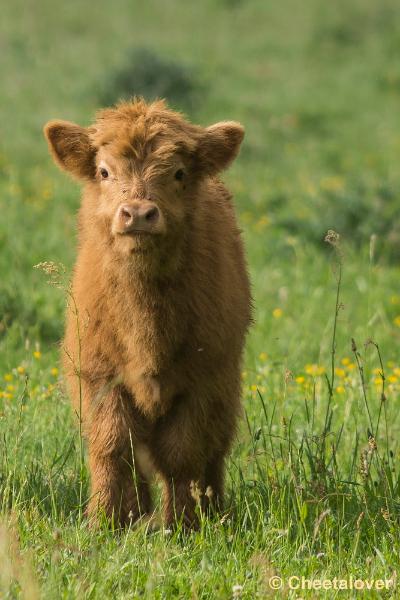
(44, 99, 251, 528)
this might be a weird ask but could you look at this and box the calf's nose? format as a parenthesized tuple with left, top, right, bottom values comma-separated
(118, 202, 160, 233)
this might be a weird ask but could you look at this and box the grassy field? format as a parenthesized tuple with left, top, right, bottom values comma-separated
(1, 0, 400, 597)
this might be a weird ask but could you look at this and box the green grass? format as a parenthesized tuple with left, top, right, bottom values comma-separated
(1, 0, 400, 597)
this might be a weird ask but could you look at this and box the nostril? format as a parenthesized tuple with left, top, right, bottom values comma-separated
(121, 207, 132, 219)
(145, 206, 159, 223)
(119, 205, 135, 226)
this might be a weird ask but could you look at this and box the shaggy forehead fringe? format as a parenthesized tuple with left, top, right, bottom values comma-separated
(88, 97, 200, 162)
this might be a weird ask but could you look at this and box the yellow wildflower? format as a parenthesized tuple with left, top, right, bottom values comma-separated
(250, 384, 258, 392)
(51, 367, 59, 377)
(4, 373, 13, 382)
(336, 386, 345, 394)
(33, 351, 42, 360)
(341, 358, 351, 366)
(388, 375, 398, 384)
(295, 376, 305, 384)
(335, 368, 346, 378)
(6, 385, 15, 392)
(3, 392, 12, 400)
(272, 308, 283, 319)
(17, 366, 25, 375)
(394, 316, 400, 328)
(259, 352, 267, 362)
(394, 368, 400, 377)
(305, 364, 325, 376)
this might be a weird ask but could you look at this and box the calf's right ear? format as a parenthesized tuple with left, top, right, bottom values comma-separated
(43, 120, 96, 180)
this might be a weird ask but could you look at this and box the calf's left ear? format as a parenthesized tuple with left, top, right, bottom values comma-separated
(43, 120, 96, 180)
(196, 121, 244, 176)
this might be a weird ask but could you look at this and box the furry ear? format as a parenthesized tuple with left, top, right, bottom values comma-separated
(43, 120, 96, 180)
(195, 121, 244, 176)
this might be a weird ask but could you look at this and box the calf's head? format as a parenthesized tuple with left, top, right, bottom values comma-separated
(44, 99, 244, 265)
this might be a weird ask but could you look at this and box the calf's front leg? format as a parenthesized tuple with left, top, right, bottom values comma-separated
(149, 396, 221, 529)
(87, 385, 152, 527)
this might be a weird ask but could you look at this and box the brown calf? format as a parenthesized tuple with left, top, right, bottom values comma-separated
(44, 99, 251, 528)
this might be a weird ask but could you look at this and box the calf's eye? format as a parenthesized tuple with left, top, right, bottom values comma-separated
(100, 168, 109, 179)
(174, 168, 185, 181)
